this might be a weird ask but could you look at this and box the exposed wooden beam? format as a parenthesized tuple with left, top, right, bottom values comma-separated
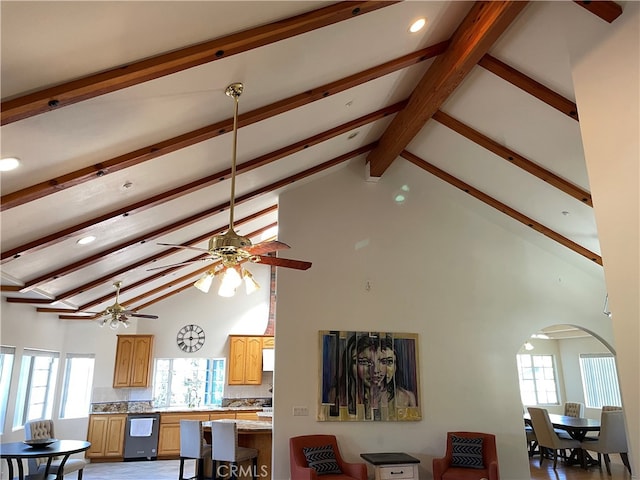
(4, 297, 53, 304)
(478, 54, 579, 120)
(573, 1, 622, 23)
(401, 150, 602, 265)
(1, 42, 445, 212)
(2, 102, 403, 262)
(432, 110, 592, 206)
(367, 1, 529, 177)
(0, 285, 21, 292)
(19, 144, 375, 292)
(0, 1, 399, 125)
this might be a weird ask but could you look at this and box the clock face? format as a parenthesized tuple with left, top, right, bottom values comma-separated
(176, 324, 205, 353)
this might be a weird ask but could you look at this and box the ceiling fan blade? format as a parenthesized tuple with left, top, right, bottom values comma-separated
(128, 313, 159, 319)
(253, 255, 312, 270)
(244, 240, 290, 255)
(147, 258, 212, 271)
(158, 242, 211, 253)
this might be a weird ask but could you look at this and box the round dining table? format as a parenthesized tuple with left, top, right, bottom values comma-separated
(0, 439, 91, 480)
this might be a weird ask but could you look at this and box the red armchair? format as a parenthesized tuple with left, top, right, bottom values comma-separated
(290, 434, 368, 480)
(433, 431, 499, 480)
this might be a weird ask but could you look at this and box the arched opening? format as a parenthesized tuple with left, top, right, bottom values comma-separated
(515, 324, 630, 479)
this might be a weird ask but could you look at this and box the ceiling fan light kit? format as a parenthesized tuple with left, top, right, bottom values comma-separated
(94, 281, 158, 329)
(157, 81, 313, 298)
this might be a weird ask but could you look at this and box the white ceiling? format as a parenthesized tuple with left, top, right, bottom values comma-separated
(1, 1, 621, 319)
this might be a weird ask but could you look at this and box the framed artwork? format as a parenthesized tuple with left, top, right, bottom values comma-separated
(318, 331, 421, 422)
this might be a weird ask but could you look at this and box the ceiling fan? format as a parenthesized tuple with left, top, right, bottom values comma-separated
(157, 82, 312, 296)
(91, 281, 159, 329)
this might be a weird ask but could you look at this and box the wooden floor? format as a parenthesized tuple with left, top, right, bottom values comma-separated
(74, 455, 636, 480)
(529, 453, 632, 480)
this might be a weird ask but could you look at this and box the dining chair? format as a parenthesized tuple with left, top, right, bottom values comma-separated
(563, 402, 584, 418)
(210, 421, 258, 480)
(24, 419, 87, 479)
(525, 424, 539, 458)
(179, 420, 212, 480)
(602, 405, 622, 412)
(289, 434, 367, 480)
(580, 410, 632, 476)
(527, 407, 581, 469)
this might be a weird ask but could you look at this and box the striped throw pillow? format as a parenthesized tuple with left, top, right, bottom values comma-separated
(302, 444, 342, 475)
(451, 435, 484, 469)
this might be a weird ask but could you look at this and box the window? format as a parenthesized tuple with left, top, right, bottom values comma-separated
(14, 349, 59, 428)
(153, 358, 225, 408)
(59, 354, 95, 419)
(0, 346, 16, 434)
(517, 354, 559, 405)
(579, 354, 622, 408)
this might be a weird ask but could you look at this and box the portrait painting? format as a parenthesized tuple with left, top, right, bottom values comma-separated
(318, 331, 421, 422)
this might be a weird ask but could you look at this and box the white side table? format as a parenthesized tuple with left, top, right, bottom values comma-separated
(360, 452, 420, 480)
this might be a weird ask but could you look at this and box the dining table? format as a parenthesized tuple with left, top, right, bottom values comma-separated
(524, 412, 600, 468)
(0, 439, 91, 480)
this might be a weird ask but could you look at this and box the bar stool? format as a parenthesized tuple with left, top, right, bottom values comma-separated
(211, 421, 258, 480)
(179, 420, 211, 480)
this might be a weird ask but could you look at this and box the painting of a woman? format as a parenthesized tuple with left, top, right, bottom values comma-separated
(320, 331, 420, 421)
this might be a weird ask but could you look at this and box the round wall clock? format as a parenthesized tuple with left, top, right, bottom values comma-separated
(176, 324, 205, 353)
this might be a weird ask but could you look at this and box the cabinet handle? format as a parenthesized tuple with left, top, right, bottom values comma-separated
(390, 471, 404, 475)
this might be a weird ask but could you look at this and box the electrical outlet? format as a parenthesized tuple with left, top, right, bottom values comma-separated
(293, 406, 309, 416)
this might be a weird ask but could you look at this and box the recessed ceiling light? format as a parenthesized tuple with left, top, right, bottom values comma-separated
(409, 18, 426, 33)
(0, 157, 20, 171)
(77, 235, 97, 245)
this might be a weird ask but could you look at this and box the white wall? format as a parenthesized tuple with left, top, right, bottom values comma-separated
(568, 1, 640, 472)
(273, 159, 613, 480)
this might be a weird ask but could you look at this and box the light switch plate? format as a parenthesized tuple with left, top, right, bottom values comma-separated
(293, 406, 309, 416)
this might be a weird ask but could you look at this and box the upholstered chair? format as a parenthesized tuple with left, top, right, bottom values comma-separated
(563, 402, 584, 418)
(210, 421, 258, 480)
(581, 410, 632, 475)
(289, 434, 367, 480)
(527, 407, 581, 469)
(602, 405, 623, 412)
(179, 420, 212, 480)
(432, 431, 499, 480)
(24, 419, 87, 479)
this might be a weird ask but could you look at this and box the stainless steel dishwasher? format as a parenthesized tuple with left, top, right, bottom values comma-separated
(123, 413, 160, 461)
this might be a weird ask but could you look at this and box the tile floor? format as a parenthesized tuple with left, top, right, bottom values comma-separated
(82, 459, 193, 480)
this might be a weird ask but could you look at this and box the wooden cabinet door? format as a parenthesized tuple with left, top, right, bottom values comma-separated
(86, 415, 109, 457)
(158, 423, 181, 457)
(228, 336, 247, 385)
(129, 336, 153, 387)
(244, 337, 263, 384)
(113, 336, 135, 388)
(104, 415, 126, 457)
(113, 335, 154, 388)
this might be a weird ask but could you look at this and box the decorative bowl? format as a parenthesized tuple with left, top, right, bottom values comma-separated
(24, 438, 57, 448)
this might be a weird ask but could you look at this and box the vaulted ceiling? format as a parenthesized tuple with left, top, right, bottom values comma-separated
(0, 1, 622, 322)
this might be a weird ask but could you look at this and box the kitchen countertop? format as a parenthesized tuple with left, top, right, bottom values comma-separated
(90, 406, 266, 414)
(203, 419, 272, 432)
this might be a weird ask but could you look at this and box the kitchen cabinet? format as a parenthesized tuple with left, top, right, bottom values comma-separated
(157, 411, 234, 457)
(86, 414, 127, 459)
(228, 336, 263, 385)
(113, 334, 154, 388)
